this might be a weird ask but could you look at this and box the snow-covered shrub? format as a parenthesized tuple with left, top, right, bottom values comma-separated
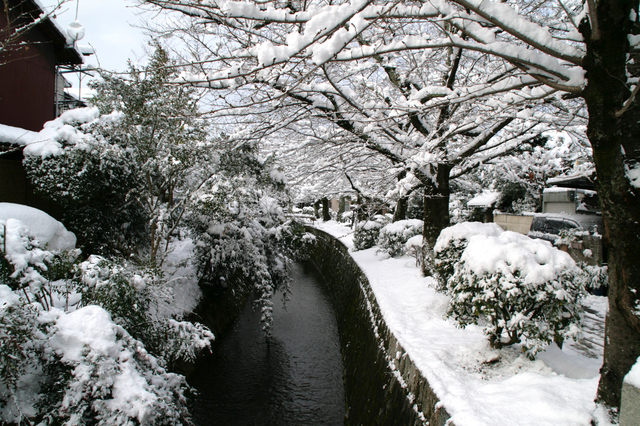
(404, 235, 424, 266)
(43, 306, 191, 425)
(0, 284, 41, 422)
(73, 255, 214, 368)
(353, 215, 390, 251)
(554, 228, 609, 292)
(580, 263, 608, 292)
(441, 230, 586, 355)
(377, 219, 424, 257)
(1, 218, 80, 311)
(1, 212, 205, 425)
(24, 121, 150, 258)
(1, 286, 194, 425)
(433, 222, 504, 290)
(340, 210, 354, 224)
(0, 203, 77, 251)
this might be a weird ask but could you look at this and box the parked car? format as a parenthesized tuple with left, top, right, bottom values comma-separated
(527, 213, 603, 244)
(528, 213, 606, 267)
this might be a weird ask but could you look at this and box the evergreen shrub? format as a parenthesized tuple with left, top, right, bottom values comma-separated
(353, 215, 390, 251)
(434, 223, 587, 355)
(377, 219, 423, 257)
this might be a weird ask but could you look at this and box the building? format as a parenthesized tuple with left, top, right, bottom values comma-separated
(0, 0, 83, 217)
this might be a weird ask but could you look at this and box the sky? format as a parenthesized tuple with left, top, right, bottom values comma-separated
(42, 0, 154, 96)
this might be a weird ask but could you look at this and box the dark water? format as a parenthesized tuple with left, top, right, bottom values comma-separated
(189, 263, 345, 426)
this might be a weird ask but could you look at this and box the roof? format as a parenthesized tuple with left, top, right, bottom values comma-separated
(0, 123, 39, 145)
(547, 171, 597, 190)
(9, 0, 83, 65)
(467, 191, 501, 208)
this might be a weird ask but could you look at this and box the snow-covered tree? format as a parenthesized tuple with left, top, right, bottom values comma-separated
(474, 132, 593, 213)
(88, 44, 212, 264)
(1, 218, 199, 425)
(186, 140, 315, 333)
(139, 0, 640, 413)
(141, 0, 583, 275)
(25, 45, 213, 263)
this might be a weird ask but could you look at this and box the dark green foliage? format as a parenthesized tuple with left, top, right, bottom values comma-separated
(24, 147, 148, 257)
(353, 215, 389, 251)
(433, 237, 469, 291)
(377, 219, 423, 257)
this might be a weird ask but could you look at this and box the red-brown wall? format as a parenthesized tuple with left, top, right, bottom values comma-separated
(0, 12, 58, 131)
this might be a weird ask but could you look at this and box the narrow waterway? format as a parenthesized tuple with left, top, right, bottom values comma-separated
(189, 262, 345, 426)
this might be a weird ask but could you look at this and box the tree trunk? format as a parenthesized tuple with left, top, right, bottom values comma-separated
(321, 197, 331, 221)
(393, 170, 408, 222)
(313, 200, 320, 219)
(422, 165, 451, 276)
(422, 164, 451, 249)
(393, 197, 408, 222)
(580, 0, 640, 410)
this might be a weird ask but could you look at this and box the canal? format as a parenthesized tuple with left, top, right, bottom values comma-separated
(189, 262, 345, 425)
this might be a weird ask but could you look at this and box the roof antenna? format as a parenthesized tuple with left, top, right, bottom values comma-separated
(66, 0, 86, 104)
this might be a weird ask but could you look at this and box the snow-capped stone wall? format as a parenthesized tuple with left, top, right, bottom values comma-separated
(307, 227, 449, 426)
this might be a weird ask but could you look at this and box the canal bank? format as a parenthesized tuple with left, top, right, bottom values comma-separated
(306, 226, 448, 426)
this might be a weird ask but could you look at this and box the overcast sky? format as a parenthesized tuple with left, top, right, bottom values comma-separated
(51, 0, 152, 72)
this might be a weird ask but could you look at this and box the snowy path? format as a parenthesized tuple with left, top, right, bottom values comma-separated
(314, 221, 606, 426)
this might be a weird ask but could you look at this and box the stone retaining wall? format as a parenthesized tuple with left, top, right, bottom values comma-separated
(306, 227, 450, 426)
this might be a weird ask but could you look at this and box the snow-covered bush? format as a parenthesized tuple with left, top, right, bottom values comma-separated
(0, 284, 41, 422)
(1, 218, 206, 424)
(353, 215, 390, 251)
(0, 297, 192, 425)
(0, 218, 80, 312)
(42, 306, 191, 426)
(433, 222, 504, 290)
(377, 219, 423, 257)
(405, 235, 424, 267)
(73, 255, 214, 368)
(340, 210, 354, 224)
(554, 228, 608, 292)
(438, 229, 586, 355)
(24, 140, 148, 257)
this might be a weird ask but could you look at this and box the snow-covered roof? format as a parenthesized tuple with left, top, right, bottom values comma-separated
(0, 123, 39, 145)
(22, 0, 83, 65)
(467, 191, 501, 208)
(547, 170, 596, 190)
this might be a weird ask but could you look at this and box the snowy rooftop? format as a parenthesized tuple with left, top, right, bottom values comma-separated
(314, 221, 606, 426)
(467, 191, 501, 208)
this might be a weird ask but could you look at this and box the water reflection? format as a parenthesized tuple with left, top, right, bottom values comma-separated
(189, 263, 345, 426)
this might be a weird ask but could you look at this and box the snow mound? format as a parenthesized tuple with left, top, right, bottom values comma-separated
(0, 203, 76, 250)
(434, 221, 503, 253)
(462, 230, 577, 284)
(49, 305, 121, 362)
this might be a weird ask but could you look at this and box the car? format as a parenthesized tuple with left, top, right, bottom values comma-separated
(527, 213, 603, 244)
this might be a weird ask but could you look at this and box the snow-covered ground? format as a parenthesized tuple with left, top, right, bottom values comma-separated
(314, 220, 607, 426)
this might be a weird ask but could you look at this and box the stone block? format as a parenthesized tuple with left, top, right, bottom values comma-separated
(621, 381, 640, 425)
